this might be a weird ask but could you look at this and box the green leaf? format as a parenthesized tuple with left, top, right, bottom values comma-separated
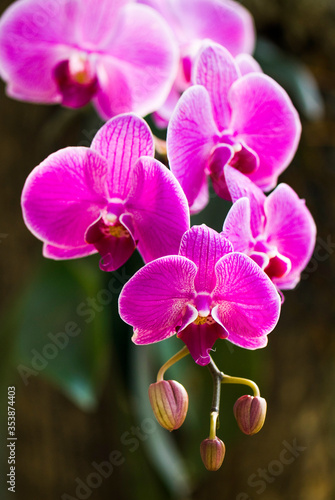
(13, 257, 112, 411)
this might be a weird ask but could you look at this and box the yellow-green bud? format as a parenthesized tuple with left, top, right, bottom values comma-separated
(200, 437, 226, 471)
(148, 380, 188, 431)
(233, 395, 267, 435)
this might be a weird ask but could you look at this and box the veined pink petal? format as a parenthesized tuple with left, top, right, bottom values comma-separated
(21, 147, 108, 248)
(167, 85, 219, 212)
(43, 243, 97, 260)
(229, 73, 302, 190)
(102, 3, 179, 118)
(193, 43, 240, 131)
(179, 225, 233, 293)
(263, 184, 316, 289)
(118, 256, 197, 343)
(178, 322, 227, 366)
(224, 165, 266, 236)
(125, 157, 190, 263)
(222, 198, 254, 254)
(212, 252, 281, 348)
(91, 114, 154, 199)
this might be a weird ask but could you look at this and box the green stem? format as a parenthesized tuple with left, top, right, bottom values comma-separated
(221, 375, 260, 397)
(207, 358, 224, 439)
(156, 346, 190, 382)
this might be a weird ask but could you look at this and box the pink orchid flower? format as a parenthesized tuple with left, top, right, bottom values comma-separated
(21, 114, 190, 271)
(119, 225, 281, 366)
(167, 42, 301, 213)
(138, 0, 255, 125)
(0, 0, 178, 119)
(222, 166, 316, 290)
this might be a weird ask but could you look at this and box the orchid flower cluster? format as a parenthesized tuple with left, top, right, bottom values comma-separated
(0, 0, 316, 471)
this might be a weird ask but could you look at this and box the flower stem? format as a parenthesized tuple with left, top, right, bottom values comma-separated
(207, 357, 224, 439)
(156, 346, 190, 382)
(221, 374, 260, 397)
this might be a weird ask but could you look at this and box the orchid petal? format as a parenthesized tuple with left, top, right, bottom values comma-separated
(91, 114, 154, 199)
(178, 322, 227, 366)
(102, 3, 178, 118)
(235, 54, 262, 76)
(264, 184, 316, 289)
(93, 61, 133, 119)
(126, 157, 190, 263)
(224, 165, 266, 236)
(43, 243, 97, 260)
(229, 73, 302, 190)
(212, 253, 281, 348)
(139, 0, 255, 56)
(0, 0, 128, 101)
(222, 198, 254, 254)
(174, 0, 255, 55)
(119, 256, 197, 343)
(179, 225, 233, 292)
(21, 148, 108, 248)
(193, 43, 240, 131)
(167, 85, 219, 212)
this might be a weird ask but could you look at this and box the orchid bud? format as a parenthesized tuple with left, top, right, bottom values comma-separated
(233, 395, 267, 435)
(148, 380, 188, 431)
(200, 437, 226, 471)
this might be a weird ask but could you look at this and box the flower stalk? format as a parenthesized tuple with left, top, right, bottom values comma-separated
(157, 346, 190, 382)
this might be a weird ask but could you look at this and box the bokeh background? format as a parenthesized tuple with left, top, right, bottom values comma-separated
(0, 0, 334, 499)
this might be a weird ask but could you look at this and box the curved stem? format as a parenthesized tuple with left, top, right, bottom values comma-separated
(221, 375, 260, 397)
(156, 346, 190, 382)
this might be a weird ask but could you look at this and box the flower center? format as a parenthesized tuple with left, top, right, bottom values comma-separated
(193, 314, 215, 325)
(54, 53, 99, 108)
(68, 54, 96, 85)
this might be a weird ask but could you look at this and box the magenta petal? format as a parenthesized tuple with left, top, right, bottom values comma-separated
(193, 43, 240, 131)
(178, 322, 227, 366)
(91, 114, 154, 199)
(126, 157, 190, 263)
(235, 54, 262, 76)
(43, 243, 97, 260)
(93, 61, 132, 119)
(167, 85, 219, 212)
(0, 0, 75, 101)
(21, 147, 108, 248)
(176, 0, 255, 56)
(85, 214, 136, 272)
(264, 184, 316, 289)
(229, 73, 302, 190)
(118, 256, 197, 343)
(222, 198, 254, 254)
(103, 3, 178, 118)
(224, 165, 266, 236)
(212, 253, 281, 348)
(179, 225, 233, 292)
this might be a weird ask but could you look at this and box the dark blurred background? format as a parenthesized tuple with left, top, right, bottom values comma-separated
(0, 0, 334, 499)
